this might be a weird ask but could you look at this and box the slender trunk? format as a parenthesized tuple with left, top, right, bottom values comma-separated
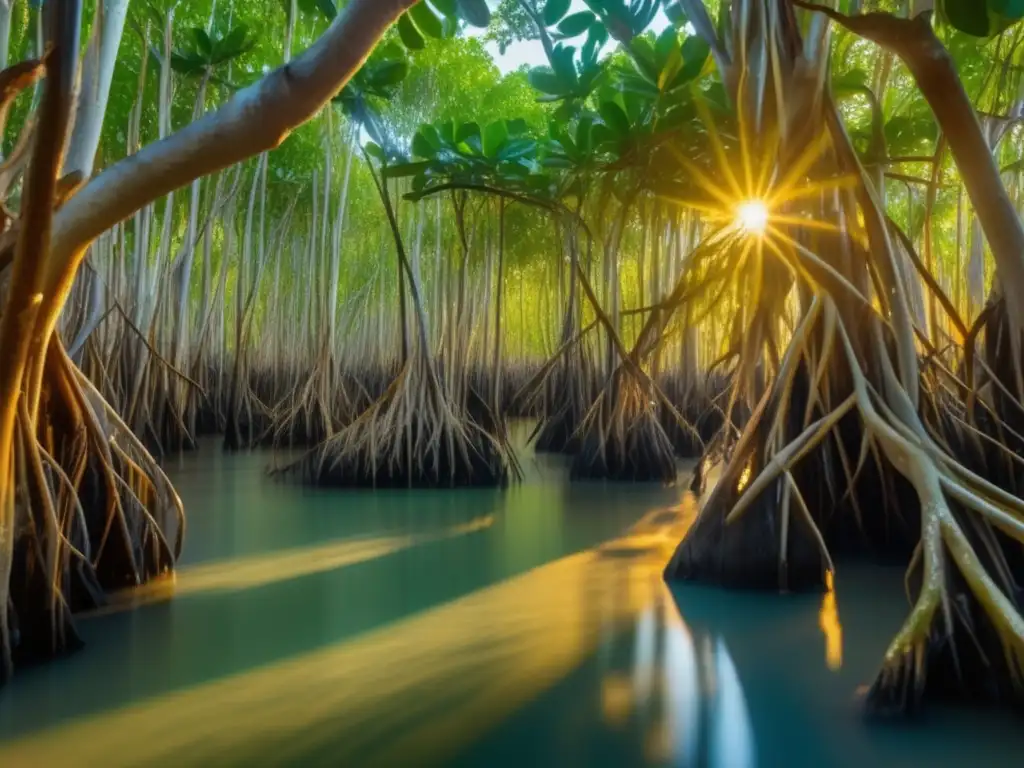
(65, 0, 131, 177)
(492, 202, 506, 414)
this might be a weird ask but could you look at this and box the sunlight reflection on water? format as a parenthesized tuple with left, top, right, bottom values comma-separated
(0, 498, 758, 767)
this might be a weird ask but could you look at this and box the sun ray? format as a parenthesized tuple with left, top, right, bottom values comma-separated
(769, 174, 859, 207)
(768, 214, 842, 234)
(764, 131, 838, 206)
(736, 200, 769, 235)
(755, 125, 781, 199)
(663, 196, 735, 219)
(767, 224, 879, 312)
(691, 90, 746, 202)
(666, 143, 740, 211)
(734, 67, 756, 197)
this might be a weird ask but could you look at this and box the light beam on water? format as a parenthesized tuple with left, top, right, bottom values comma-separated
(0, 507, 698, 766)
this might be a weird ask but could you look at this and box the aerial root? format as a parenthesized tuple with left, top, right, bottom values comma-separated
(675, 288, 1024, 712)
(285, 353, 515, 489)
(571, 368, 679, 483)
(3, 340, 183, 675)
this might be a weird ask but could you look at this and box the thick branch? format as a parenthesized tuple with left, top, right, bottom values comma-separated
(514, 0, 556, 63)
(49, 0, 416, 274)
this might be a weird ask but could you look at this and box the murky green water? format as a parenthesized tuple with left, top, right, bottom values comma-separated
(1, 437, 1022, 766)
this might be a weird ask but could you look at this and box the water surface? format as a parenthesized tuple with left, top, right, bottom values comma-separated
(0, 441, 1021, 766)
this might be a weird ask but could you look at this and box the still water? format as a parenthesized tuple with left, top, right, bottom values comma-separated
(1, 437, 1022, 766)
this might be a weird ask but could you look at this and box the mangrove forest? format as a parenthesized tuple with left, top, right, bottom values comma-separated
(4, 0, 1024, 762)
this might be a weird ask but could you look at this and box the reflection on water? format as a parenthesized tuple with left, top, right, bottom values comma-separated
(92, 515, 496, 615)
(709, 637, 755, 768)
(2, 443, 1024, 767)
(0, 506, 710, 766)
(819, 570, 843, 671)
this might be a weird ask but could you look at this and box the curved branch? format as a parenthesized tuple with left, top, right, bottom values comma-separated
(49, 0, 417, 280)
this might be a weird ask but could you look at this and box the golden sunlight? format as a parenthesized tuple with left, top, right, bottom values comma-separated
(818, 570, 843, 671)
(735, 200, 769, 236)
(0, 511, 694, 767)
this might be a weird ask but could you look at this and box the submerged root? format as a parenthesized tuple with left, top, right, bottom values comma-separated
(658, 371, 728, 458)
(531, 359, 597, 455)
(570, 368, 679, 483)
(664, 399, 830, 591)
(265, 363, 354, 449)
(668, 291, 1024, 712)
(285, 354, 517, 489)
(3, 342, 183, 680)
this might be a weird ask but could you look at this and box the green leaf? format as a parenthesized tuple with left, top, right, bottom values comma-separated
(315, 0, 337, 20)
(367, 60, 409, 88)
(659, 102, 696, 131)
(507, 118, 529, 136)
(543, 0, 572, 26)
(541, 154, 574, 169)
(384, 161, 432, 179)
(398, 13, 426, 49)
(456, 0, 491, 27)
(498, 138, 536, 161)
(192, 28, 213, 58)
(438, 120, 456, 144)
(552, 124, 581, 162)
(413, 131, 437, 159)
(441, 15, 460, 36)
(529, 66, 568, 96)
(220, 25, 250, 56)
(616, 71, 660, 97)
(550, 44, 579, 89)
(171, 52, 207, 75)
(365, 142, 385, 161)
(498, 160, 531, 177)
(665, 2, 687, 25)
(483, 120, 510, 158)
(629, 36, 660, 83)
(654, 27, 678, 71)
(992, 0, 1024, 16)
(578, 60, 606, 94)
(582, 22, 608, 66)
(832, 68, 870, 92)
(674, 36, 710, 86)
(622, 90, 646, 124)
(410, 1, 444, 39)
(884, 114, 938, 154)
(600, 100, 630, 137)
(429, 0, 458, 16)
(147, 4, 165, 29)
(659, 45, 683, 90)
(456, 121, 481, 144)
(558, 11, 596, 37)
(631, 0, 660, 34)
(591, 123, 617, 149)
(939, 0, 993, 36)
(576, 115, 594, 154)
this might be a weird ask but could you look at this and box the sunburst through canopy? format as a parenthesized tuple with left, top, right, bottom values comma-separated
(735, 200, 769, 235)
